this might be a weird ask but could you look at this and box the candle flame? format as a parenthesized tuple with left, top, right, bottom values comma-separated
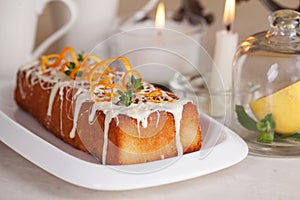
(223, 0, 235, 29)
(155, 2, 165, 28)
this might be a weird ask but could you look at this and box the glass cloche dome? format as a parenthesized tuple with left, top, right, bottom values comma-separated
(231, 9, 300, 156)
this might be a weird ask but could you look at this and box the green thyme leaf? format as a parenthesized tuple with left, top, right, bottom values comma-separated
(65, 70, 71, 76)
(127, 75, 144, 91)
(117, 90, 133, 106)
(68, 62, 76, 69)
(117, 75, 143, 107)
(77, 51, 85, 62)
(235, 105, 258, 131)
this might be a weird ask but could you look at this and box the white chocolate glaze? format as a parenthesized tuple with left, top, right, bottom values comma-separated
(47, 82, 66, 116)
(18, 61, 192, 164)
(59, 85, 65, 136)
(69, 92, 92, 138)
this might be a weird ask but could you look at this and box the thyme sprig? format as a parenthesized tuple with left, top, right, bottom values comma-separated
(117, 75, 144, 106)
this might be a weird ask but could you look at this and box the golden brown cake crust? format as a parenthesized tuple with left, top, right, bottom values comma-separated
(15, 66, 202, 165)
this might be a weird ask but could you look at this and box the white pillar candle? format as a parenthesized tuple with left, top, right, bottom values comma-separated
(210, 30, 238, 91)
(210, 0, 238, 118)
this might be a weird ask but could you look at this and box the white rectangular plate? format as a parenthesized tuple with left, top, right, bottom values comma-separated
(0, 81, 248, 191)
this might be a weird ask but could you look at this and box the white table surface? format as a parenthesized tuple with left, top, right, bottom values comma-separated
(1, 79, 299, 199)
(1, 141, 299, 200)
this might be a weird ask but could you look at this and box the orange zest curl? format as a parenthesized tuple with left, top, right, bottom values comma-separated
(86, 56, 135, 102)
(47, 46, 78, 68)
(60, 62, 70, 73)
(80, 54, 102, 69)
(87, 60, 114, 85)
(143, 89, 174, 103)
(41, 54, 65, 72)
(40, 47, 176, 104)
(40, 46, 102, 80)
(70, 67, 80, 80)
(87, 56, 132, 83)
(93, 56, 132, 72)
(148, 89, 163, 103)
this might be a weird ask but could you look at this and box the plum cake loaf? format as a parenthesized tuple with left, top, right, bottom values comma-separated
(14, 47, 202, 165)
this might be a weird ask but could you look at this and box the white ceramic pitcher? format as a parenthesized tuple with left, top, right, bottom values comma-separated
(0, 0, 78, 81)
(50, 0, 119, 53)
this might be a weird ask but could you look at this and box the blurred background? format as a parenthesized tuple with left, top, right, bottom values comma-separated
(35, 0, 284, 57)
(0, 0, 297, 82)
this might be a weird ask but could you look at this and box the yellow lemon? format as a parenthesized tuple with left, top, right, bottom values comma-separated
(249, 80, 300, 135)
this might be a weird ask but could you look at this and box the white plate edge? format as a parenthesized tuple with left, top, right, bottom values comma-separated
(0, 110, 248, 191)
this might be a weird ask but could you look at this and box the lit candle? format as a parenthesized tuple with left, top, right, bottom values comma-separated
(155, 2, 165, 29)
(210, 0, 238, 118)
(117, 2, 204, 84)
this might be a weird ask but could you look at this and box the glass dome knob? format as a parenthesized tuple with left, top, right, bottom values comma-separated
(267, 9, 300, 42)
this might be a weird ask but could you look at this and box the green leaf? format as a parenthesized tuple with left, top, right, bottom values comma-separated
(77, 51, 85, 62)
(256, 113, 275, 143)
(127, 75, 144, 91)
(235, 105, 258, 131)
(117, 90, 123, 96)
(117, 90, 133, 106)
(68, 62, 76, 69)
(117, 75, 143, 107)
(257, 131, 274, 143)
(257, 113, 275, 133)
(65, 70, 71, 76)
(275, 133, 300, 142)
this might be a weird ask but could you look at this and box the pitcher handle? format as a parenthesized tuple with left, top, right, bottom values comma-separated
(31, 0, 78, 60)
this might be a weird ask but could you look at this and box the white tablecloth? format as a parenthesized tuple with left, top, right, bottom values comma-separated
(1, 141, 299, 200)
